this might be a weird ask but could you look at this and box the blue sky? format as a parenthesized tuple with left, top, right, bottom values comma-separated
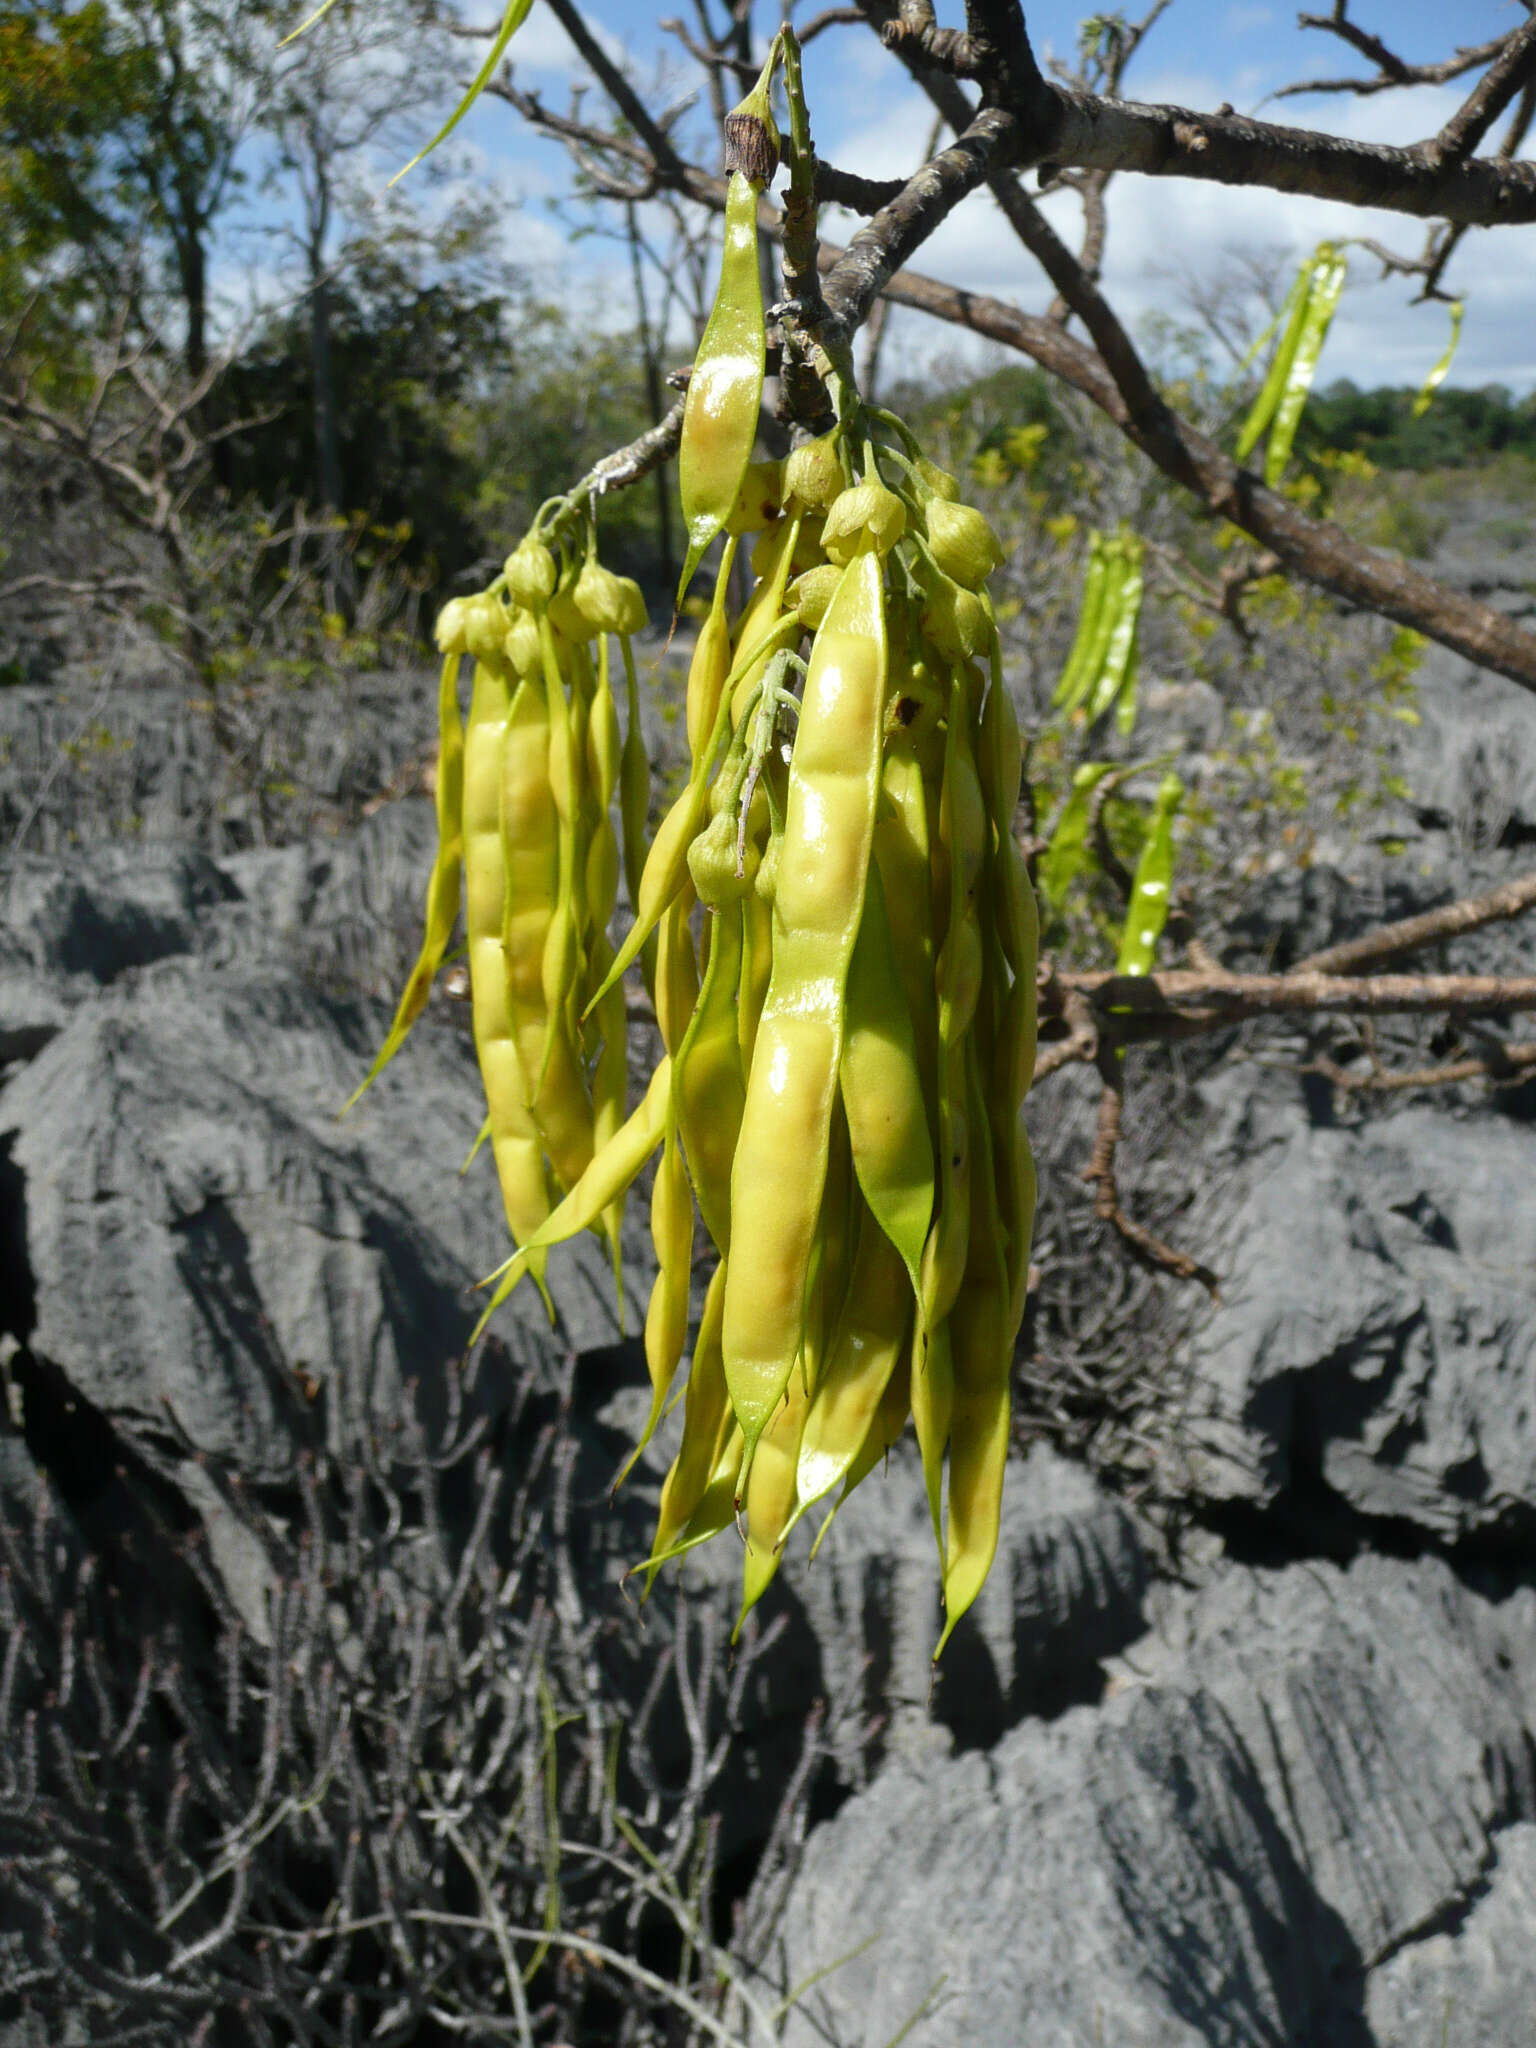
(414, 1, 1536, 392)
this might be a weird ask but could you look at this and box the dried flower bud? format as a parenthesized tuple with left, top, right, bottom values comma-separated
(723, 52, 781, 190)
(925, 500, 1005, 589)
(434, 597, 470, 656)
(822, 477, 907, 565)
(783, 433, 844, 513)
(724, 458, 785, 535)
(503, 540, 557, 608)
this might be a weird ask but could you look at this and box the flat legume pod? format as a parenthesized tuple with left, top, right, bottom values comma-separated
(723, 547, 887, 1489)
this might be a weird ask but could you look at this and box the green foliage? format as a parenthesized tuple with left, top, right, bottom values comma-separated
(1304, 378, 1536, 471)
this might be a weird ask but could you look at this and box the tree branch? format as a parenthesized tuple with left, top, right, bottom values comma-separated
(861, 257, 1536, 697)
(1054, 967, 1536, 1025)
(1428, 17, 1536, 167)
(1292, 872, 1536, 977)
(1305, 1039, 1536, 1094)
(819, 107, 1015, 336)
(1082, 1059, 1220, 1292)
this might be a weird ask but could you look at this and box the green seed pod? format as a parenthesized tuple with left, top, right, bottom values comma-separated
(788, 563, 842, 629)
(464, 592, 510, 663)
(822, 477, 907, 565)
(434, 597, 470, 656)
(925, 500, 1005, 590)
(783, 433, 844, 513)
(750, 513, 825, 581)
(725, 459, 786, 536)
(576, 559, 648, 635)
(504, 607, 541, 677)
(504, 540, 558, 608)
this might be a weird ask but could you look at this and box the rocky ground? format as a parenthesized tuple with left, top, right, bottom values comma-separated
(2, 518, 1535, 2044)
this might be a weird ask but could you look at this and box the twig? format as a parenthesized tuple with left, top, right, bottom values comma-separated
(1054, 966, 1536, 1022)
(1428, 16, 1536, 166)
(1082, 1060, 1219, 1293)
(1292, 871, 1536, 976)
(1304, 1038, 1536, 1094)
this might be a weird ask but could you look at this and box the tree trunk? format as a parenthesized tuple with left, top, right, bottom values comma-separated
(626, 202, 675, 584)
(310, 268, 344, 515)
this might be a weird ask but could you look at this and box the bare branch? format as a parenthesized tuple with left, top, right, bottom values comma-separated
(819, 107, 1015, 336)
(541, 0, 688, 181)
(1054, 967, 1536, 1026)
(1082, 1061, 1220, 1293)
(1305, 1039, 1536, 1094)
(569, 397, 687, 501)
(1428, 16, 1536, 166)
(861, 255, 1536, 696)
(1292, 872, 1536, 977)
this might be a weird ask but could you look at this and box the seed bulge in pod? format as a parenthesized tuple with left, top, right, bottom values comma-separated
(822, 477, 906, 565)
(434, 597, 470, 655)
(753, 831, 781, 903)
(504, 607, 541, 677)
(725, 459, 786, 536)
(926, 501, 1005, 590)
(787, 563, 841, 629)
(504, 539, 558, 608)
(783, 433, 843, 513)
(464, 593, 510, 662)
(576, 559, 648, 635)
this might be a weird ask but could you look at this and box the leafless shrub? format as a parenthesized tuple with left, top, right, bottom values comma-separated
(0, 1344, 868, 2046)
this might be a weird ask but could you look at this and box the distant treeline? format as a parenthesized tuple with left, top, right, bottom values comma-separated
(1303, 380, 1536, 471)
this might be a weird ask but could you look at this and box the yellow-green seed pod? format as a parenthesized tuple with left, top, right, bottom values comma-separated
(434, 597, 470, 655)
(822, 477, 906, 565)
(504, 540, 557, 608)
(788, 563, 841, 629)
(783, 433, 844, 514)
(925, 501, 1005, 590)
(576, 558, 648, 636)
(724, 459, 786, 535)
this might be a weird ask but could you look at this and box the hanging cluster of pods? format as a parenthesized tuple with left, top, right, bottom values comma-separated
(349, 36, 1038, 1657)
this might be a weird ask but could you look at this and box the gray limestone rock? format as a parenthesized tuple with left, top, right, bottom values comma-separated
(777, 1554, 1536, 2048)
(1365, 1822, 1536, 2046)
(1181, 1068, 1536, 1538)
(0, 968, 638, 1491)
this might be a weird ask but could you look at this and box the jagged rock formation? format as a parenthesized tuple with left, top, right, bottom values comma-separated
(3, 659, 1536, 2044)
